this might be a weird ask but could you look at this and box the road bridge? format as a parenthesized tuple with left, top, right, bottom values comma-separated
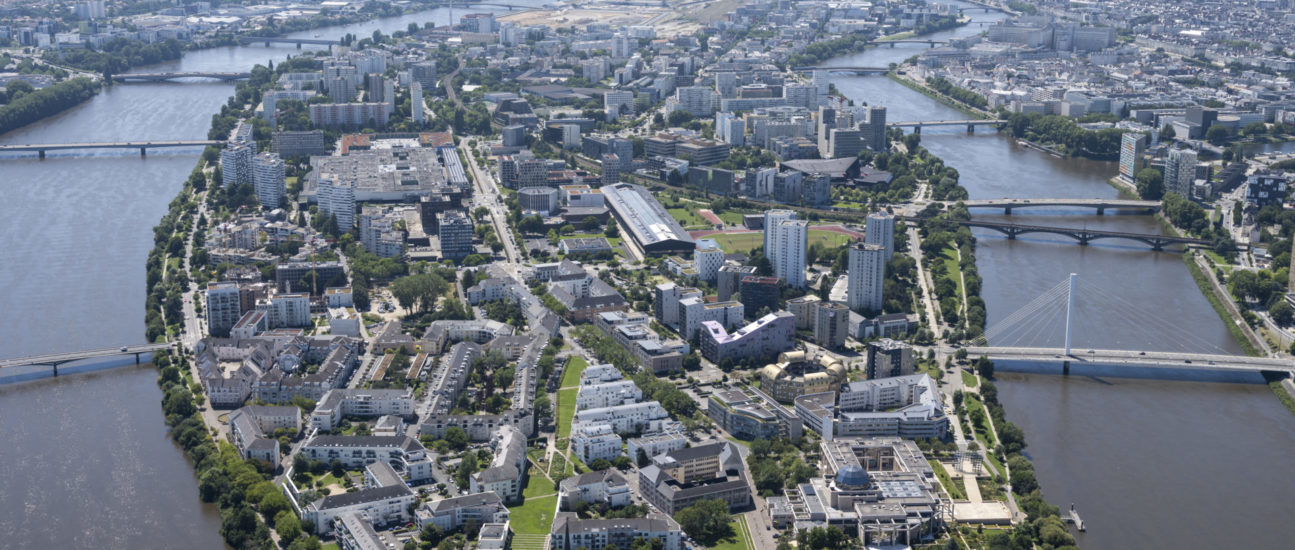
(0, 140, 221, 158)
(959, 219, 1213, 251)
(945, 197, 1161, 215)
(0, 343, 174, 376)
(114, 72, 249, 83)
(237, 36, 339, 48)
(872, 39, 948, 47)
(792, 66, 892, 75)
(965, 346, 1292, 374)
(889, 119, 1006, 133)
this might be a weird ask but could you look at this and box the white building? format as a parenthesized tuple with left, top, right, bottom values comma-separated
(206, 281, 243, 337)
(559, 469, 633, 510)
(865, 212, 894, 262)
(678, 297, 744, 341)
(415, 492, 510, 532)
(253, 152, 286, 209)
(573, 402, 669, 434)
(627, 432, 687, 461)
(411, 81, 424, 125)
(576, 380, 643, 410)
(693, 238, 724, 283)
(604, 90, 635, 122)
(311, 388, 414, 431)
(470, 425, 527, 503)
(571, 422, 625, 463)
(1164, 148, 1198, 198)
(580, 363, 624, 385)
(847, 243, 885, 313)
(299, 434, 434, 481)
(674, 86, 716, 117)
(300, 461, 417, 534)
(328, 307, 362, 337)
(318, 176, 357, 230)
(261, 293, 311, 328)
(771, 218, 808, 288)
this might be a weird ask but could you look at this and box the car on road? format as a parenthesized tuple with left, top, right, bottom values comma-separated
(120, 346, 129, 352)
(1184, 359, 1193, 364)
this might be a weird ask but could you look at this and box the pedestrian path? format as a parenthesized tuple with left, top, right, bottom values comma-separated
(512, 533, 550, 550)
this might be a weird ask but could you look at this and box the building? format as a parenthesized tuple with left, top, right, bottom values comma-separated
(273, 130, 328, 157)
(470, 425, 528, 503)
(653, 283, 700, 329)
(229, 405, 300, 468)
(597, 312, 690, 374)
(865, 212, 894, 262)
(866, 339, 913, 379)
(520, 186, 560, 216)
(574, 402, 670, 434)
(559, 469, 633, 510)
(765, 210, 807, 288)
(550, 513, 683, 550)
(415, 492, 510, 532)
(814, 301, 851, 350)
(299, 434, 434, 481)
(311, 388, 414, 431)
(674, 86, 717, 117)
(252, 153, 286, 209)
(603, 183, 695, 258)
(206, 282, 243, 337)
(1247, 171, 1289, 208)
(759, 351, 847, 404)
(437, 210, 474, 260)
(572, 422, 625, 463)
(549, 277, 628, 323)
(411, 82, 425, 125)
(604, 90, 635, 122)
(1119, 133, 1146, 180)
(600, 153, 620, 186)
(221, 141, 253, 187)
(707, 389, 802, 442)
(637, 442, 750, 515)
(260, 293, 311, 329)
(1163, 148, 1198, 198)
(698, 311, 796, 365)
(717, 265, 756, 301)
(309, 102, 392, 128)
(577, 380, 643, 410)
(848, 243, 886, 313)
(299, 461, 417, 534)
(318, 177, 357, 230)
(627, 432, 688, 462)
(679, 298, 744, 341)
(693, 239, 724, 282)
(766, 437, 942, 546)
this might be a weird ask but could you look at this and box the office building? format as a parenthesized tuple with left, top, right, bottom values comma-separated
(519, 186, 560, 216)
(707, 389, 802, 442)
(252, 152, 286, 209)
(437, 210, 475, 260)
(410, 61, 438, 89)
(794, 375, 948, 441)
(604, 90, 635, 122)
(679, 297, 744, 341)
(600, 153, 620, 186)
(866, 339, 913, 379)
(758, 351, 847, 404)
(1164, 148, 1198, 198)
(865, 211, 895, 262)
(847, 243, 885, 312)
(638, 443, 750, 515)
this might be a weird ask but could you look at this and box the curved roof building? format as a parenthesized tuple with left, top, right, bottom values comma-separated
(759, 350, 847, 403)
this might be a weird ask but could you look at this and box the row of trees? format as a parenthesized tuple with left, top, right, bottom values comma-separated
(51, 38, 183, 78)
(1002, 112, 1125, 159)
(926, 76, 988, 109)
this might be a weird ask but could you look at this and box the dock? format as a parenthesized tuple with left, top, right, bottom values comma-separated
(1066, 503, 1086, 531)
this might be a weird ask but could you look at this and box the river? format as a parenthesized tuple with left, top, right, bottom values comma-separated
(0, 3, 542, 549)
(828, 2, 1295, 548)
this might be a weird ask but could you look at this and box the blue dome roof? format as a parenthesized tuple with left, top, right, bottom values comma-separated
(836, 465, 869, 488)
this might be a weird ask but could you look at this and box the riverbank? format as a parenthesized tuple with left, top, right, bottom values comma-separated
(0, 77, 101, 137)
(886, 71, 990, 119)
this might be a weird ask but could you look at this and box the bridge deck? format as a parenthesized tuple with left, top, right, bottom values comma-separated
(966, 346, 1291, 373)
(0, 343, 173, 369)
(0, 140, 220, 152)
(954, 198, 1159, 208)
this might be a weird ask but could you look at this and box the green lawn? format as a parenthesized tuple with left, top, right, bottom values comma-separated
(964, 395, 998, 449)
(961, 370, 979, 387)
(717, 211, 748, 225)
(556, 387, 577, 439)
(668, 208, 712, 228)
(321, 543, 339, 550)
(942, 247, 966, 305)
(708, 230, 854, 255)
(711, 517, 755, 550)
(928, 459, 967, 500)
(507, 494, 559, 534)
(522, 465, 556, 498)
(560, 356, 589, 388)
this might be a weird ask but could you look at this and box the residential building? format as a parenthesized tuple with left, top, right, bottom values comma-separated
(865, 212, 895, 262)
(765, 210, 806, 288)
(679, 297, 744, 341)
(299, 434, 434, 481)
(698, 311, 796, 365)
(318, 177, 357, 230)
(550, 514, 683, 550)
(814, 301, 850, 350)
(437, 210, 474, 260)
(866, 339, 914, 379)
(1247, 171, 1289, 208)
(693, 239, 724, 283)
(574, 402, 670, 434)
(206, 282, 243, 337)
(848, 243, 886, 312)
(221, 141, 253, 187)
(470, 425, 528, 503)
(1119, 133, 1146, 180)
(415, 492, 510, 532)
(411, 82, 425, 125)
(572, 422, 625, 463)
(229, 405, 300, 468)
(252, 152, 286, 209)
(738, 276, 780, 316)
(310, 388, 414, 431)
(299, 461, 417, 534)
(627, 432, 688, 462)
(1164, 148, 1198, 198)
(577, 380, 643, 410)
(559, 469, 633, 510)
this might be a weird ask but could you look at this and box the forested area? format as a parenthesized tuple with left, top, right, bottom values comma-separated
(49, 38, 183, 77)
(0, 77, 99, 135)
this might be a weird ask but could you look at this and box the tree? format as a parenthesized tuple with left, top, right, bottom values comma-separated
(444, 426, 468, 450)
(1160, 123, 1176, 140)
(1135, 167, 1164, 200)
(975, 356, 995, 379)
(672, 499, 732, 545)
(1270, 300, 1294, 325)
(1206, 124, 1230, 146)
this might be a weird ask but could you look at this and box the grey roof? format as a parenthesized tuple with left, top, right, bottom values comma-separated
(316, 484, 413, 510)
(552, 513, 679, 534)
(426, 491, 503, 512)
(474, 464, 520, 484)
(559, 469, 628, 492)
(305, 435, 414, 448)
(601, 183, 694, 249)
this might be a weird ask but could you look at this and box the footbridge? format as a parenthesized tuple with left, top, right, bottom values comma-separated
(0, 140, 220, 158)
(0, 343, 174, 376)
(237, 36, 339, 47)
(889, 119, 1006, 133)
(966, 274, 1285, 376)
(946, 198, 1161, 215)
(114, 72, 249, 83)
(959, 219, 1212, 251)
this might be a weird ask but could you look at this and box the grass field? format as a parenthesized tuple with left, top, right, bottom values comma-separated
(668, 208, 713, 228)
(556, 387, 577, 439)
(711, 516, 755, 550)
(507, 494, 559, 534)
(718, 211, 748, 225)
(522, 465, 556, 498)
(709, 230, 854, 254)
(928, 459, 967, 500)
(560, 356, 589, 388)
(961, 370, 979, 387)
(941, 247, 966, 305)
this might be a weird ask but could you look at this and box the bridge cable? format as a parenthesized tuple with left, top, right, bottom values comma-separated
(977, 279, 1072, 345)
(980, 286, 1071, 347)
(996, 296, 1069, 348)
(1074, 278, 1235, 355)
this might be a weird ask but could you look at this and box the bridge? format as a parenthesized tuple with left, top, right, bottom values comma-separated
(0, 140, 221, 158)
(792, 66, 892, 75)
(238, 36, 340, 48)
(889, 119, 1006, 133)
(946, 198, 1161, 215)
(0, 343, 174, 376)
(966, 274, 1288, 375)
(114, 72, 250, 83)
(871, 39, 948, 47)
(959, 219, 1212, 251)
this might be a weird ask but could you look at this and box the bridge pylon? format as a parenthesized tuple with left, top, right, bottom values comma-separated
(1063, 273, 1077, 374)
